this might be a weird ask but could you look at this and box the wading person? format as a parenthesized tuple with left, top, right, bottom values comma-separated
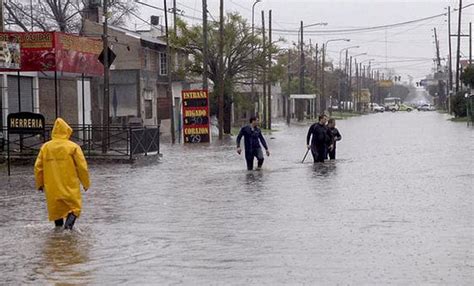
(34, 118, 90, 230)
(306, 114, 332, 163)
(327, 118, 342, 160)
(236, 116, 270, 171)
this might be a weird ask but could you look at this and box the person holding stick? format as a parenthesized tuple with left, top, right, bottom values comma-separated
(306, 114, 332, 163)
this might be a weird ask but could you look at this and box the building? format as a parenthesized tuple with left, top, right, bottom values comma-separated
(82, 16, 189, 139)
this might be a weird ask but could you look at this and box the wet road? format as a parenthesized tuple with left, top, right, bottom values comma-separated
(405, 87, 433, 105)
(1, 111, 473, 285)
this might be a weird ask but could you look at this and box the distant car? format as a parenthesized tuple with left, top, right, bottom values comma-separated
(369, 103, 385, 113)
(385, 103, 413, 112)
(385, 104, 399, 112)
(399, 104, 413, 112)
(417, 104, 435, 111)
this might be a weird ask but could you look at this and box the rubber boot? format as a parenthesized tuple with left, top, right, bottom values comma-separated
(64, 213, 77, 230)
(54, 219, 64, 227)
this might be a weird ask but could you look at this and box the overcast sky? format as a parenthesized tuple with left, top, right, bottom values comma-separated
(135, 0, 473, 81)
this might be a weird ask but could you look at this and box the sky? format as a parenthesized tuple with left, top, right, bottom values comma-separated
(133, 0, 473, 82)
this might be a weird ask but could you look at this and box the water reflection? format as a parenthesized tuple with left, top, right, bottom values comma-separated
(36, 230, 92, 284)
(1, 113, 473, 284)
(244, 171, 265, 192)
(312, 161, 337, 177)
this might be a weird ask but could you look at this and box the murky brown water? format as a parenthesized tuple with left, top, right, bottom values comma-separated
(1, 111, 473, 285)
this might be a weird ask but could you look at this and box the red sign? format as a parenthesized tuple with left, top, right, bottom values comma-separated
(182, 89, 210, 143)
(0, 32, 103, 76)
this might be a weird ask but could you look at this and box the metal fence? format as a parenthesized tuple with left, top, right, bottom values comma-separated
(0, 124, 160, 161)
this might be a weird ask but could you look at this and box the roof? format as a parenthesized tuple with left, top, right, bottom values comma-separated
(107, 25, 167, 47)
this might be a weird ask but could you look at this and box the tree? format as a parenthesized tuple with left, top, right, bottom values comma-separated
(173, 13, 277, 133)
(451, 91, 467, 117)
(4, 0, 137, 33)
(460, 65, 474, 88)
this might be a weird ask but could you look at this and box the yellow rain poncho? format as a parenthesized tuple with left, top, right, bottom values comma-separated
(34, 118, 90, 221)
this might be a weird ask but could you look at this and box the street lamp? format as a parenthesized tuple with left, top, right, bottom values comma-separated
(251, 0, 262, 116)
(360, 58, 375, 64)
(337, 45, 359, 112)
(321, 38, 350, 113)
(298, 22, 328, 45)
(339, 45, 359, 69)
(353, 53, 367, 58)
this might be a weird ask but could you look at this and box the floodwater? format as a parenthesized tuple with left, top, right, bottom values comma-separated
(1, 112, 473, 285)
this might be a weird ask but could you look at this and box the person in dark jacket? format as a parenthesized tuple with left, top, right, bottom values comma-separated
(237, 116, 270, 170)
(327, 118, 342, 160)
(306, 114, 332, 163)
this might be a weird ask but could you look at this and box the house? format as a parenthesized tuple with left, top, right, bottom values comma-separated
(82, 11, 189, 138)
(233, 82, 284, 127)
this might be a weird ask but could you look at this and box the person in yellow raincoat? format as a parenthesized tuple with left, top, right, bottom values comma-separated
(34, 118, 90, 229)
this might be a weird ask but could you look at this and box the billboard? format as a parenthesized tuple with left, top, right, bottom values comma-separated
(0, 32, 103, 76)
(378, 80, 393, 88)
(0, 42, 21, 69)
(182, 90, 210, 143)
(353, 88, 371, 104)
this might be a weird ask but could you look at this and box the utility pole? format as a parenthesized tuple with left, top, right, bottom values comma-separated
(470, 22, 472, 65)
(202, 0, 208, 90)
(173, 0, 177, 31)
(261, 11, 267, 128)
(0, 0, 4, 32)
(251, 0, 261, 119)
(434, 28, 441, 69)
(218, 0, 224, 139)
(448, 6, 453, 93)
(267, 10, 272, 130)
(349, 56, 352, 109)
(344, 49, 349, 109)
(434, 27, 445, 109)
(287, 49, 291, 125)
(354, 59, 358, 112)
(321, 43, 326, 113)
(455, 0, 462, 93)
(298, 21, 305, 121)
(102, 0, 110, 153)
(164, 0, 176, 144)
(314, 44, 319, 114)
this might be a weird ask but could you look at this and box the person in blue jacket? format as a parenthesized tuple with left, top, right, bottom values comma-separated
(236, 116, 270, 170)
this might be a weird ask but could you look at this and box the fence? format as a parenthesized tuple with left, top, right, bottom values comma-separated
(0, 124, 160, 161)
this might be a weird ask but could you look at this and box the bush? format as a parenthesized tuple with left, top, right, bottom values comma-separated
(451, 92, 467, 117)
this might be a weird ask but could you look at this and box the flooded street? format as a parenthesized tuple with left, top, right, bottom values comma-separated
(1, 112, 473, 285)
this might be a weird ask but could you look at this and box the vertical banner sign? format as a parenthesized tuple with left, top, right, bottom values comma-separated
(182, 90, 210, 143)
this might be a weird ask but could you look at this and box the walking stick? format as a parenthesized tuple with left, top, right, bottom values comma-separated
(301, 148, 310, 163)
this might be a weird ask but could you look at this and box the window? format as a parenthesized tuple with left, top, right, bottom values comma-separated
(145, 100, 153, 119)
(159, 52, 167, 75)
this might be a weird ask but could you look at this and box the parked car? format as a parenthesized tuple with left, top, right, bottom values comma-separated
(399, 104, 413, 112)
(384, 97, 401, 112)
(417, 104, 435, 111)
(369, 103, 385, 112)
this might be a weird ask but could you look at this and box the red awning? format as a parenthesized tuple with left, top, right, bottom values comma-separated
(0, 32, 104, 76)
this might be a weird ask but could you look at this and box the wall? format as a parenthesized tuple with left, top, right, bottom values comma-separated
(39, 77, 78, 125)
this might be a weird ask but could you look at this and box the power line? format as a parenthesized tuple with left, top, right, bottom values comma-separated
(270, 3, 474, 35)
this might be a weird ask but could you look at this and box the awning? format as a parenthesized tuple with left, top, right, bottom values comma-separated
(290, 94, 317, 99)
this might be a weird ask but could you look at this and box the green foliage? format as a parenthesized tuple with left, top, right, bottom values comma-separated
(451, 91, 467, 118)
(460, 65, 474, 87)
(281, 77, 317, 95)
(172, 13, 276, 85)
